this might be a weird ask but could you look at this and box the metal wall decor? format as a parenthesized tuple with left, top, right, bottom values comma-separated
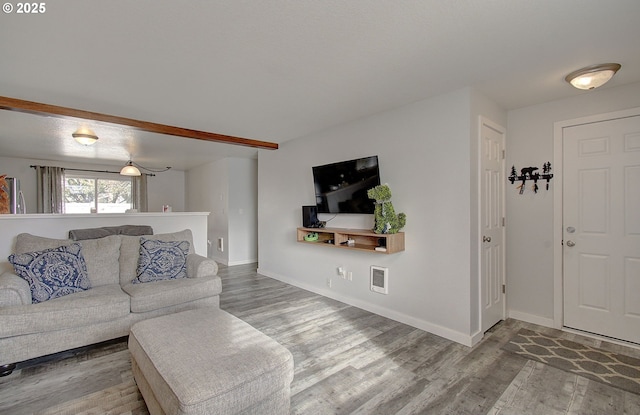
(509, 162, 553, 194)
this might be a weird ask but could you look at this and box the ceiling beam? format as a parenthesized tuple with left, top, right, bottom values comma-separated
(0, 96, 279, 150)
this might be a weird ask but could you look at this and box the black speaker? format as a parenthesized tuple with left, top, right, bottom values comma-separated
(302, 205, 318, 228)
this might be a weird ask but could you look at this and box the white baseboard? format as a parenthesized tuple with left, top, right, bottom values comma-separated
(507, 309, 555, 328)
(258, 267, 476, 347)
(469, 330, 485, 347)
(211, 257, 228, 266)
(228, 258, 258, 266)
(214, 258, 257, 266)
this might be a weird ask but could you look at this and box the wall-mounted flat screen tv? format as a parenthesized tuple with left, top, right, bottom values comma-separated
(312, 155, 380, 214)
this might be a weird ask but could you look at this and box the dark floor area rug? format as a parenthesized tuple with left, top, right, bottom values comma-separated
(503, 328, 640, 395)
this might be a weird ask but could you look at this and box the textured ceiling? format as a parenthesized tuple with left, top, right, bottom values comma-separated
(1, 0, 639, 170)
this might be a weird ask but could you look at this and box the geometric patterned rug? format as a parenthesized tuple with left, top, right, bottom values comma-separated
(503, 328, 640, 395)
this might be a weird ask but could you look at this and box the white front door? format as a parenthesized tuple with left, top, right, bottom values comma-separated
(563, 114, 640, 344)
(480, 117, 506, 332)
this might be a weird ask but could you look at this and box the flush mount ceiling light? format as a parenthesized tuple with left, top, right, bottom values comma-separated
(120, 160, 171, 176)
(565, 63, 621, 90)
(72, 127, 99, 145)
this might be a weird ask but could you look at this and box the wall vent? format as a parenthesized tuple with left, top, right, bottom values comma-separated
(370, 266, 388, 294)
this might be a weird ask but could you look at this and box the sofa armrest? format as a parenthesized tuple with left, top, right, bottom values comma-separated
(0, 272, 32, 306)
(186, 254, 219, 278)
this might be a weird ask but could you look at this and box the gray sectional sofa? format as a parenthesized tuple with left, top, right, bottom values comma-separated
(0, 229, 221, 376)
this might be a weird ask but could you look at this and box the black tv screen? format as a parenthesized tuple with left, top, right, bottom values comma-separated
(312, 155, 380, 214)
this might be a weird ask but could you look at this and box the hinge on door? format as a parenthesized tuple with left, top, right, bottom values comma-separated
(502, 149, 505, 159)
(502, 284, 506, 294)
(502, 217, 505, 227)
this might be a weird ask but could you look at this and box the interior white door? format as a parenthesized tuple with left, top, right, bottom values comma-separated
(480, 118, 506, 332)
(563, 115, 640, 344)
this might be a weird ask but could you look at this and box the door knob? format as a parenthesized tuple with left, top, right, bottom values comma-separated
(566, 240, 575, 247)
(483, 236, 491, 243)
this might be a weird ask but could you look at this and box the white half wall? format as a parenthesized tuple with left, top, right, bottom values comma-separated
(0, 212, 209, 273)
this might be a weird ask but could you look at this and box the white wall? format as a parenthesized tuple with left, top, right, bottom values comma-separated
(186, 159, 229, 263)
(228, 158, 258, 265)
(147, 168, 186, 213)
(0, 156, 185, 213)
(186, 157, 257, 265)
(506, 82, 640, 326)
(258, 88, 502, 345)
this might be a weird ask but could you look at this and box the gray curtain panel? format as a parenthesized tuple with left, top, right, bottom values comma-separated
(132, 174, 148, 212)
(36, 166, 65, 213)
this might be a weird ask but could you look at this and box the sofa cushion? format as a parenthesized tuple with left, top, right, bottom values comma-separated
(9, 243, 91, 303)
(14, 233, 121, 287)
(122, 275, 221, 313)
(119, 229, 195, 286)
(133, 238, 190, 284)
(0, 284, 130, 338)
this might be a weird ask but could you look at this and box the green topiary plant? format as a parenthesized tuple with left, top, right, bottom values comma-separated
(367, 183, 406, 234)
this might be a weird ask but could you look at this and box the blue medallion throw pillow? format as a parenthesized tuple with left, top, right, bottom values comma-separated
(133, 238, 190, 284)
(8, 243, 91, 304)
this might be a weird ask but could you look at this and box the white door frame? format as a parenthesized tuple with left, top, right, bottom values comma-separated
(552, 106, 640, 329)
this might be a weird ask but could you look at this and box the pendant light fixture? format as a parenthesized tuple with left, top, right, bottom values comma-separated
(120, 160, 141, 176)
(565, 63, 621, 90)
(72, 127, 99, 145)
(120, 160, 171, 176)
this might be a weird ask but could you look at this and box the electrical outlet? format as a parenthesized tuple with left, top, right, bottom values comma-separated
(327, 277, 332, 288)
(217, 237, 224, 252)
(347, 271, 353, 281)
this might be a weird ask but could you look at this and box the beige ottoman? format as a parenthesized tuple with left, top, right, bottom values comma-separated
(128, 308, 294, 415)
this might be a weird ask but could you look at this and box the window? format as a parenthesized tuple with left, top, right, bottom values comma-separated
(64, 172, 133, 213)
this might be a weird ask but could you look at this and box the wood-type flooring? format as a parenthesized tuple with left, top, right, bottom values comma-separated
(1, 263, 639, 414)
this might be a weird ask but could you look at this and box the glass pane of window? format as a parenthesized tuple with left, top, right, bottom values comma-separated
(64, 177, 96, 213)
(64, 175, 132, 214)
(97, 179, 132, 213)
